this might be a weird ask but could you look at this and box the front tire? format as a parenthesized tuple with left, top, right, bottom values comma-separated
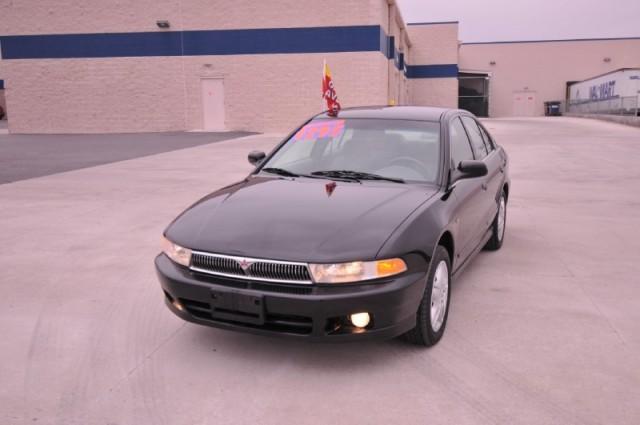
(404, 246, 451, 347)
(485, 190, 507, 251)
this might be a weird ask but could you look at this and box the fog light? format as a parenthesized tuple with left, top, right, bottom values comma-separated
(172, 299, 184, 312)
(350, 312, 370, 328)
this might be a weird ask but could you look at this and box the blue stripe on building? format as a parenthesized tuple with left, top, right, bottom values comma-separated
(0, 26, 458, 79)
(0, 80, 4, 89)
(383, 36, 395, 60)
(0, 32, 183, 59)
(406, 64, 459, 78)
(379, 30, 390, 59)
(183, 26, 383, 56)
(0, 25, 384, 59)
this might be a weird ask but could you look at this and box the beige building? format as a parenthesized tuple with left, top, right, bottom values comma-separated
(0, 1, 638, 133)
(0, 0, 458, 134)
(459, 37, 640, 117)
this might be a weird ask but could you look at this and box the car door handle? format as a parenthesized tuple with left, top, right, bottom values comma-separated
(481, 183, 488, 190)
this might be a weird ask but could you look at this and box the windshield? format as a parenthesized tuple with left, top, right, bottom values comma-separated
(260, 118, 441, 183)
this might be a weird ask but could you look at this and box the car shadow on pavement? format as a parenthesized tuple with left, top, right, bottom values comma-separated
(185, 323, 427, 370)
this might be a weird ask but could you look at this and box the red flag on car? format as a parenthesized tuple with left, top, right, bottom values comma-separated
(322, 60, 341, 116)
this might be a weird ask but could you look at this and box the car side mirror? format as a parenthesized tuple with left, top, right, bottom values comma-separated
(248, 150, 266, 166)
(457, 160, 488, 179)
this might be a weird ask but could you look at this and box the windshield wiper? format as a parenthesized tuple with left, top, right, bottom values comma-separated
(261, 167, 350, 182)
(261, 167, 300, 177)
(311, 170, 405, 183)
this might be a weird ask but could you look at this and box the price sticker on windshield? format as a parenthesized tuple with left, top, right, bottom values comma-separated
(293, 120, 345, 141)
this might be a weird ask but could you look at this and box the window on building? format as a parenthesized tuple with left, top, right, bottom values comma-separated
(458, 73, 489, 117)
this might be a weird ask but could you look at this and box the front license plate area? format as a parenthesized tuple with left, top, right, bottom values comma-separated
(210, 290, 265, 325)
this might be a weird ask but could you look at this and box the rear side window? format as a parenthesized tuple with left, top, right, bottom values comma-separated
(449, 117, 475, 168)
(478, 125, 495, 152)
(461, 116, 488, 159)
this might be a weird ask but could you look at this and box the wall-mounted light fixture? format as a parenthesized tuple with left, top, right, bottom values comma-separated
(156, 20, 171, 29)
(489, 60, 496, 66)
(603, 57, 611, 63)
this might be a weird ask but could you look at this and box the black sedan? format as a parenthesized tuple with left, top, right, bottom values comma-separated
(156, 106, 510, 346)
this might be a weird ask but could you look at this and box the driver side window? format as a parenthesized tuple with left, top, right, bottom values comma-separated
(449, 117, 475, 170)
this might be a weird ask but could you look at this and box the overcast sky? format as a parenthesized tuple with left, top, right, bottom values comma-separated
(396, 0, 640, 43)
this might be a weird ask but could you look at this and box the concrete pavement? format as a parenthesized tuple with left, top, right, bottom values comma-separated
(1, 117, 639, 425)
(0, 131, 254, 184)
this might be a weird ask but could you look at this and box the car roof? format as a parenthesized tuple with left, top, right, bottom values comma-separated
(314, 105, 461, 122)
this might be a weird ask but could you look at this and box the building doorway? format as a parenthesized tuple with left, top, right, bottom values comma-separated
(201, 78, 225, 131)
(512, 91, 537, 116)
(459, 72, 490, 117)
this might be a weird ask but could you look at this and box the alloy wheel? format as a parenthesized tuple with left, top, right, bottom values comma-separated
(430, 260, 449, 332)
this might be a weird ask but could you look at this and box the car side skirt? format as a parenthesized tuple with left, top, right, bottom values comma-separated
(452, 227, 492, 281)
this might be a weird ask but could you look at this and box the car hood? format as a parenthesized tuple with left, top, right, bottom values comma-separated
(166, 176, 437, 263)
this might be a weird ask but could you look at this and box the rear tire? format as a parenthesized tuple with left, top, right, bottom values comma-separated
(485, 190, 507, 251)
(403, 246, 451, 347)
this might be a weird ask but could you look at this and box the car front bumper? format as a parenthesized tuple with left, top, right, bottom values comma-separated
(155, 254, 428, 341)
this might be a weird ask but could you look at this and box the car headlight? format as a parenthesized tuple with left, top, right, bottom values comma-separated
(309, 258, 407, 283)
(161, 235, 192, 267)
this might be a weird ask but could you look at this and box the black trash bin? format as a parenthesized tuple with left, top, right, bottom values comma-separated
(544, 101, 562, 116)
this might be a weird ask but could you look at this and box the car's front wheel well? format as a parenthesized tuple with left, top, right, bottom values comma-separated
(437, 231, 454, 263)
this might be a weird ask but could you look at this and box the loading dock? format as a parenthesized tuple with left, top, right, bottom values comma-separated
(458, 71, 490, 117)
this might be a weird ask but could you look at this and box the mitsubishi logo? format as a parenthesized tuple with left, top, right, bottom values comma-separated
(238, 258, 253, 273)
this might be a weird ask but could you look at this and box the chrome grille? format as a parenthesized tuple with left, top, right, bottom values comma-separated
(196, 253, 243, 275)
(190, 252, 312, 284)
